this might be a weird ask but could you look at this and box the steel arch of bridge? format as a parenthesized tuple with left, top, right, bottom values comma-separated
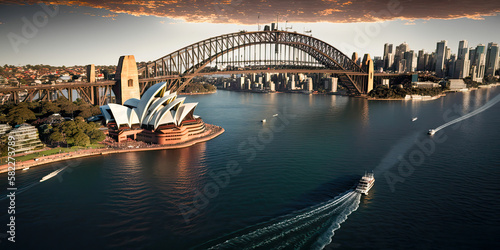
(139, 31, 369, 94)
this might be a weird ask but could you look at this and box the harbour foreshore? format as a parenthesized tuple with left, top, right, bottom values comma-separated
(0, 124, 224, 174)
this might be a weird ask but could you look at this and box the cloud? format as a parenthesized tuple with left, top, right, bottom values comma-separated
(1, 0, 499, 24)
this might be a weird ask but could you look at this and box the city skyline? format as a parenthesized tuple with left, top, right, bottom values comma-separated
(0, 1, 499, 66)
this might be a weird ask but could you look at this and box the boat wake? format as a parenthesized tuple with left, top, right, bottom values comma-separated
(207, 190, 361, 250)
(40, 165, 68, 182)
(432, 93, 500, 133)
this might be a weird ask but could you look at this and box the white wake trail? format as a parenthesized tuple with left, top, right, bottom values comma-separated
(433, 93, 500, 132)
(312, 192, 362, 250)
(208, 190, 361, 250)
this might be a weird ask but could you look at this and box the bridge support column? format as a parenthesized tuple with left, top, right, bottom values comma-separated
(366, 59, 374, 93)
(113, 55, 140, 105)
(93, 86, 100, 106)
(86, 64, 96, 83)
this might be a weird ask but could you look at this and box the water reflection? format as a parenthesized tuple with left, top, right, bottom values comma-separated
(462, 91, 470, 114)
(360, 99, 369, 129)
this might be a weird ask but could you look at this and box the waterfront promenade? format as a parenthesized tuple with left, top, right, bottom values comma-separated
(0, 124, 224, 174)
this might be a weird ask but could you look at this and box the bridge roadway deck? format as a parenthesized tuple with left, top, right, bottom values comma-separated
(0, 81, 116, 93)
(138, 70, 404, 82)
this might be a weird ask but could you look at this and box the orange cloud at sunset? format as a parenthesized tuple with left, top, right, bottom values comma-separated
(1, 0, 499, 24)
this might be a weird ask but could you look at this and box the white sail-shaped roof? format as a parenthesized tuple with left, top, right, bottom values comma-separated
(123, 98, 140, 108)
(99, 105, 114, 123)
(175, 103, 198, 126)
(155, 110, 175, 129)
(154, 97, 185, 128)
(135, 81, 167, 124)
(148, 112, 160, 127)
(143, 93, 177, 125)
(108, 103, 132, 128)
(100, 82, 202, 131)
(128, 108, 140, 126)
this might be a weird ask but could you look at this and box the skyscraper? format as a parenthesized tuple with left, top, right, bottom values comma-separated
(394, 42, 409, 73)
(453, 40, 470, 79)
(417, 50, 426, 71)
(383, 43, 394, 70)
(404, 50, 417, 72)
(435, 40, 448, 77)
(472, 44, 487, 81)
(485, 42, 499, 76)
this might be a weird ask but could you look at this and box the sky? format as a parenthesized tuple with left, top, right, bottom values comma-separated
(0, 0, 499, 66)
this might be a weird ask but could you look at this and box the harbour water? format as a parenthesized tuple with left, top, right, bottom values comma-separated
(1, 87, 500, 249)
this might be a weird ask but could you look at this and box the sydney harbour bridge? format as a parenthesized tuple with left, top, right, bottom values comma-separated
(1, 30, 399, 105)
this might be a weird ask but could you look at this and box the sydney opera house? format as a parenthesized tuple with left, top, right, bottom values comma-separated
(100, 81, 211, 145)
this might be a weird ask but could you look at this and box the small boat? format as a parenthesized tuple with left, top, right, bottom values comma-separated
(22, 167, 29, 171)
(412, 117, 418, 121)
(261, 119, 266, 123)
(40, 166, 68, 182)
(355, 172, 375, 195)
(428, 129, 436, 135)
(273, 114, 278, 117)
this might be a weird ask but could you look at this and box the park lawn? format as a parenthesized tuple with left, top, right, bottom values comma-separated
(14, 143, 105, 162)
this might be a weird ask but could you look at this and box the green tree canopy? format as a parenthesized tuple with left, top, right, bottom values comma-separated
(88, 129, 105, 143)
(73, 131, 90, 146)
(7, 106, 36, 125)
(48, 131, 64, 144)
(41, 101, 61, 115)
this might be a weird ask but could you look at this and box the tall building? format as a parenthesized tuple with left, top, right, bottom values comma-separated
(447, 54, 456, 78)
(417, 50, 426, 71)
(485, 42, 499, 76)
(404, 50, 417, 72)
(385, 53, 394, 71)
(472, 44, 487, 81)
(394, 42, 409, 73)
(435, 40, 448, 77)
(423, 53, 431, 71)
(427, 52, 436, 71)
(383, 43, 394, 70)
(469, 47, 476, 66)
(453, 40, 470, 79)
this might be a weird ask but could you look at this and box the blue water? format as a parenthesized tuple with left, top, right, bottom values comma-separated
(1, 87, 500, 249)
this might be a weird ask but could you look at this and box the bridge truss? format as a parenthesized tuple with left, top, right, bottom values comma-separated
(139, 31, 371, 95)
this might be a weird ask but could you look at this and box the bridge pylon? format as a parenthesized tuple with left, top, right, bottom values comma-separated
(114, 55, 140, 105)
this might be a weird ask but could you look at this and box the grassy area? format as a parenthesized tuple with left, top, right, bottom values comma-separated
(0, 143, 105, 163)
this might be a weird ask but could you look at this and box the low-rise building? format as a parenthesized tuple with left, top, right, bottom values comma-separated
(0, 124, 12, 136)
(7, 124, 44, 154)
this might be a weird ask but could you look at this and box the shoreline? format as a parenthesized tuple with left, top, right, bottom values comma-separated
(367, 94, 445, 101)
(367, 83, 499, 101)
(0, 124, 224, 174)
(179, 90, 217, 95)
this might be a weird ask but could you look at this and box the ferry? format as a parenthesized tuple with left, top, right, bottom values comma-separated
(428, 129, 436, 135)
(355, 172, 375, 195)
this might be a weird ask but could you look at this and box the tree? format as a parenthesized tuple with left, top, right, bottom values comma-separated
(49, 131, 64, 144)
(41, 101, 61, 115)
(60, 120, 79, 137)
(73, 131, 90, 146)
(7, 107, 36, 125)
(60, 102, 78, 117)
(88, 129, 105, 143)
